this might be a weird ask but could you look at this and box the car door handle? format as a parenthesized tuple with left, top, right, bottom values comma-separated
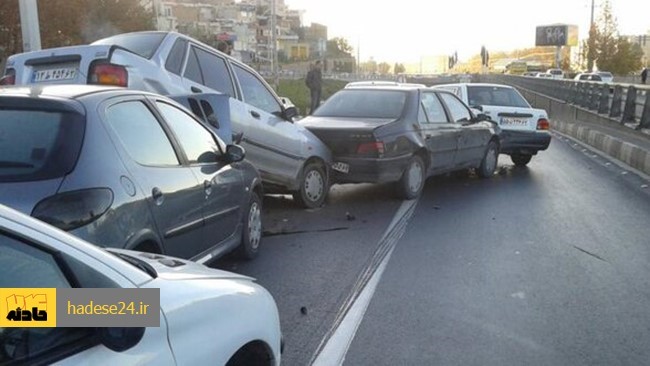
(152, 187, 164, 205)
(204, 180, 213, 196)
(191, 86, 203, 93)
(250, 110, 261, 119)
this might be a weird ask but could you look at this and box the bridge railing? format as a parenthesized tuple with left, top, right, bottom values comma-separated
(479, 74, 650, 131)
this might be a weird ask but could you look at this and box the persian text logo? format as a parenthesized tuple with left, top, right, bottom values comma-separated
(0, 288, 57, 327)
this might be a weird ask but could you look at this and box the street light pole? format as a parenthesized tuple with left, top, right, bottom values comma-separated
(271, 0, 278, 90)
(18, 0, 41, 52)
(587, 0, 596, 72)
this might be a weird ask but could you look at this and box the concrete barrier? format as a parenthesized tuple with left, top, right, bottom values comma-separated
(517, 87, 650, 177)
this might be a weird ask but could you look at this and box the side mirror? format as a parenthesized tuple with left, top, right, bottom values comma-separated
(226, 144, 245, 163)
(97, 327, 145, 352)
(283, 106, 299, 121)
(206, 114, 220, 129)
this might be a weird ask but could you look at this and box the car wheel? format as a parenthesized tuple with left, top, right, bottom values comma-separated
(396, 155, 425, 200)
(293, 161, 327, 208)
(511, 153, 532, 167)
(238, 193, 262, 260)
(478, 141, 499, 178)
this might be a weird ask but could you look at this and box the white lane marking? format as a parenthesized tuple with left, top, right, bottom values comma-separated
(312, 198, 419, 366)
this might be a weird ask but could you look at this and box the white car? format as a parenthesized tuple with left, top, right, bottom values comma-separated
(545, 68, 564, 79)
(432, 83, 551, 166)
(596, 71, 614, 83)
(574, 73, 603, 82)
(0, 204, 282, 366)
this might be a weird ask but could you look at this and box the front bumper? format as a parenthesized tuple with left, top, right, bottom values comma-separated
(499, 130, 552, 155)
(331, 154, 411, 184)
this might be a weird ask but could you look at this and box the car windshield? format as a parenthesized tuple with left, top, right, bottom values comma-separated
(313, 89, 407, 119)
(0, 108, 84, 183)
(598, 72, 613, 77)
(549, 69, 562, 75)
(467, 86, 530, 108)
(92, 32, 166, 59)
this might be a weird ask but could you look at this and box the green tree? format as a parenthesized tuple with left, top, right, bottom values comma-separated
(378, 62, 391, 75)
(0, 0, 21, 60)
(326, 37, 353, 58)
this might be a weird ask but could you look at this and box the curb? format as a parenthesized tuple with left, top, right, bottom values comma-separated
(553, 120, 650, 176)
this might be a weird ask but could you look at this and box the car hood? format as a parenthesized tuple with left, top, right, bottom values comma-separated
(0, 179, 63, 215)
(107, 248, 253, 282)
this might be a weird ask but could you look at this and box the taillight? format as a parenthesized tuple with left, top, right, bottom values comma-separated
(0, 69, 16, 85)
(32, 188, 114, 231)
(89, 63, 128, 87)
(537, 118, 550, 130)
(357, 141, 385, 156)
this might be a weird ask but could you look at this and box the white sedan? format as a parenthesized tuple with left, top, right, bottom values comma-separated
(0, 204, 282, 366)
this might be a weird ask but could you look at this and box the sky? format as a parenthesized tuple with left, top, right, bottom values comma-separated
(283, 0, 649, 64)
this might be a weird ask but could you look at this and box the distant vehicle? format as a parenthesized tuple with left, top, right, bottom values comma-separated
(0, 203, 282, 365)
(298, 86, 500, 199)
(596, 71, 614, 83)
(0, 85, 264, 262)
(523, 72, 538, 77)
(545, 68, 565, 79)
(1, 31, 332, 208)
(536, 72, 554, 78)
(506, 61, 528, 75)
(574, 73, 603, 82)
(432, 83, 551, 167)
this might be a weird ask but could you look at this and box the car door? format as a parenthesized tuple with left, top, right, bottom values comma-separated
(230, 63, 303, 186)
(438, 92, 488, 167)
(418, 91, 459, 172)
(102, 98, 206, 259)
(0, 227, 174, 365)
(153, 99, 243, 257)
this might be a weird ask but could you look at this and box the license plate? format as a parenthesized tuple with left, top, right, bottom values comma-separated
(332, 162, 350, 174)
(501, 117, 528, 126)
(33, 67, 77, 82)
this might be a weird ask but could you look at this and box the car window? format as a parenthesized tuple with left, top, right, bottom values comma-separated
(0, 109, 84, 183)
(165, 38, 188, 75)
(190, 46, 236, 97)
(156, 101, 222, 164)
(0, 231, 94, 365)
(106, 101, 180, 166)
(467, 86, 530, 108)
(232, 64, 283, 115)
(92, 32, 166, 59)
(439, 93, 472, 122)
(420, 93, 448, 123)
(314, 89, 407, 119)
(184, 47, 203, 84)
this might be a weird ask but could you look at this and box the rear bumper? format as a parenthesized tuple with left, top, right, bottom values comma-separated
(499, 130, 551, 155)
(331, 155, 411, 184)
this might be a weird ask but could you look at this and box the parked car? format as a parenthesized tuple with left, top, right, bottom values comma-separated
(432, 83, 551, 166)
(535, 72, 554, 78)
(545, 68, 564, 79)
(297, 86, 501, 199)
(574, 73, 603, 82)
(0, 31, 332, 208)
(0, 84, 264, 262)
(0, 203, 282, 365)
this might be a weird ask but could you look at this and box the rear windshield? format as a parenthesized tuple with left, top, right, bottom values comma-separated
(598, 72, 613, 77)
(313, 90, 407, 119)
(92, 33, 166, 59)
(549, 69, 563, 75)
(467, 86, 530, 108)
(0, 109, 84, 182)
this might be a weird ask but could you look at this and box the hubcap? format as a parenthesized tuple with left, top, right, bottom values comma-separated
(304, 169, 324, 202)
(247, 202, 262, 250)
(408, 160, 424, 193)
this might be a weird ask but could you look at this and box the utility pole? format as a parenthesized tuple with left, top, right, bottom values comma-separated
(271, 0, 278, 90)
(357, 37, 360, 78)
(587, 0, 596, 71)
(18, 0, 41, 52)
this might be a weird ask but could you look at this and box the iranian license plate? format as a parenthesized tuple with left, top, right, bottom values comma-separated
(332, 162, 350, 174)
(33, 67, 77, 82)
(501, 117, 528, 126)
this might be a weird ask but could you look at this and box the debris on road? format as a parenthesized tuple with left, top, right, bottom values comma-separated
(300, 306, 308, 315)
(345, 212, 356, 221)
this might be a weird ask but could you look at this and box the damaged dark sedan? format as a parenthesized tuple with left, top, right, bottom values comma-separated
(298, 86, 501, 199)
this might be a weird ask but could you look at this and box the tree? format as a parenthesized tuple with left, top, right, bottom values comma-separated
(377, 62, 391, 75)
(0, 0, 21, 60)
(326, 37, 353, 58)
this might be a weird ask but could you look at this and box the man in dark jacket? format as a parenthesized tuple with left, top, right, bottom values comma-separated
(642, 68, 648, 84)
(306, 60, 323, 114)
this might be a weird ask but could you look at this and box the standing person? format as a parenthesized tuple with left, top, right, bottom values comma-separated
(642, 67, 648, 84)
(217, 41, 231, 55)
(305, 60, 322, 115)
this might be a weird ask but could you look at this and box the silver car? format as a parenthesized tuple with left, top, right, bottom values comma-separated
(0, 84, 263, 262)
(1, 31, 332, 208)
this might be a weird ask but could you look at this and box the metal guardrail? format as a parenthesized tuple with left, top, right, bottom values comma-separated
(480, 75, 650, 130)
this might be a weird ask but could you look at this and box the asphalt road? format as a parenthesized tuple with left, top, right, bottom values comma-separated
(215, 132, 650, 366)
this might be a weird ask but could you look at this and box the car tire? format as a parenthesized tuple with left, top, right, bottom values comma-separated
(511, 153, 532, 167)
(238, 192, 262, 260)
(396, 155, 426, 200)
(293, 161, 327, 208)
(478, 141, 499, 178)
